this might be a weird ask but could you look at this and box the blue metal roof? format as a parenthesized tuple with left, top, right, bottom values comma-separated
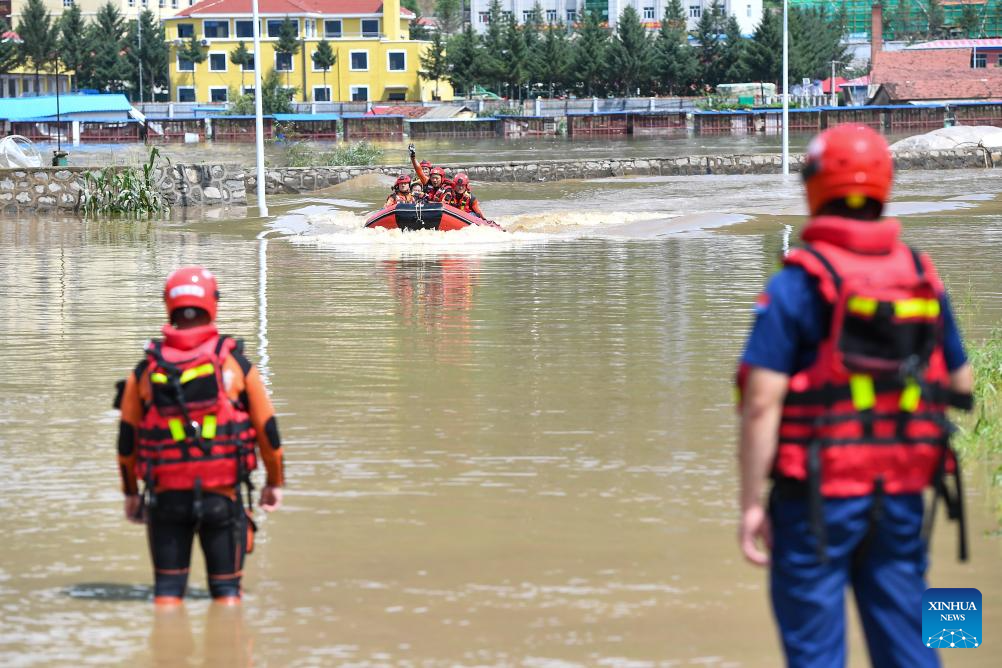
(0, 94, 133, 121)
(494, 114, 557, 120)
(206, 114, 275, 120)
(273, 113, 341, 121)
(407, 117, 498, 122)
(13, 115, 138, 123)
(566, 110, 633, 116)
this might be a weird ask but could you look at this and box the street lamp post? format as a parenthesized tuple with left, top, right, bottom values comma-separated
(782, 0, 789, 176)
(251, 0, 268, 216)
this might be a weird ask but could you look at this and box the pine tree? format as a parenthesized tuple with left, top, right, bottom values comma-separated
(608, 6, 654, 96)
(694, 1, 725, 88)
(479, 0, 506, 94)
(231, 40, 251, 89)
(959, 4, 981, 38)
(0, 19, 18, 75)
(447, 23, 480, 95)
(539, 21, 572, 97)
(276, 16, 300, 89)
(926, 0, 945, 38)
(420, 30, 449, 99)
(16, 0, 56, 92)
(743, 9, 781, 86)
(722, 15, 748, 83)
(503, 14, 530, 99)
(435, 0, 463, 35)
(312, 39, 336, 97)
(524, 1, 545, 84)
(653, 0, 697, 95)
(178, 35, 207, 93)
(84, 2, 131, 93)
(573, 10, 609, 96)
(58, 3, 87, 79)
(126, 10, 168, 103)
(893, 0, 911, 41)
(790, 7, 847, 81)
(403, 0, 430, 39)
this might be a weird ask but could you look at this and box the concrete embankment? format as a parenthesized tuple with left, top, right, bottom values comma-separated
(2, 147, 996, 212)
(254, 147, 997, 194)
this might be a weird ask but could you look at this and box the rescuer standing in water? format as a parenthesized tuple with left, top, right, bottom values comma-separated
(115, 266, 284, 605)
(736, 124, 974, 667)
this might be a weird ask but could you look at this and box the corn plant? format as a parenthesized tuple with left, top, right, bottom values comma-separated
(78, 147, 171, 217)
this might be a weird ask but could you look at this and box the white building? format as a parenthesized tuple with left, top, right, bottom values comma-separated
(469, 0, 763, 38)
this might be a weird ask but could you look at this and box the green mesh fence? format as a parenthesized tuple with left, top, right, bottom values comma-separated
(789, 0, 1002, 39)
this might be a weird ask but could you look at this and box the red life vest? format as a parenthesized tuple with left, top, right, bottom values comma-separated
(775, 216, 951, 497)
(452, 191, 479, 215)
(137, 330, 256, 491)
(427, 184, 453, 203)
(388, 192, 414, 206)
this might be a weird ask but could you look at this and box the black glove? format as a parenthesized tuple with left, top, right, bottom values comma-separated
(408, 144, 416, 159)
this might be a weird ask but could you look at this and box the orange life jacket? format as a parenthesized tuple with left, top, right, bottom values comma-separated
(137, 334, 256, 491)
(775, 216, 952, 497)
(452, 191, 478, 214)
(427, 184, 453, 203)
(388, 192, 414, 205)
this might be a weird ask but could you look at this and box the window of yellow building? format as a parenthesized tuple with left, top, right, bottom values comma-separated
(204, 20, 229, 39)
(350, 85, 368, 101)
(235, 20, 254, 38)
(324, 20, 342, 38)
(387, 51, 406, 72)
(177, 23, 194, 39)
(349, 51, 369, 71)
(361, 18, 379, 38)
(208, 53, 227, 72)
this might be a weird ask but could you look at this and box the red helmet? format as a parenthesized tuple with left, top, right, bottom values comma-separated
(430, 167, 446, 178)
(454, 173, 469, 189)
(395, 174, 411, 188)
(164, 266, 219, 321)
(420, 160, 432, 169)
(802, 124, 893, 216)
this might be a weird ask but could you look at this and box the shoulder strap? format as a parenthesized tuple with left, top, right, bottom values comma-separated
(908, 245, 926, 279)
(214, 334, 232, 357)
(801, 245, 842, 292)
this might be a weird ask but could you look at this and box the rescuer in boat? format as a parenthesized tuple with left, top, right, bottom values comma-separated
(410, 182, 427, 202)
(446, 173, 486, 219)
(114, 266, 284, 606)
(409, 144, 453, 203)
(385, 174, 414, 208)
(735, 124, 973, 667)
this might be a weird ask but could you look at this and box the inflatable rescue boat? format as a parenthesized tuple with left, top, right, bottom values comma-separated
(365, 202, 502, 232)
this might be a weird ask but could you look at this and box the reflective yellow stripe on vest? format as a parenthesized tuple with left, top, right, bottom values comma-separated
(849, 374, 876, 411)
(899, 379, 922, 413)
(179, 363, 215, 385)
(150, 372, 169, 384)
(201, 414, 217, 440)
(894, 298, 940, 319)
(168, 418, 186, 442)
(846, 296, 878, 317)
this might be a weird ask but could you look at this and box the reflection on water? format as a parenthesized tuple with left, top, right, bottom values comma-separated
(0, 169, 999, 666)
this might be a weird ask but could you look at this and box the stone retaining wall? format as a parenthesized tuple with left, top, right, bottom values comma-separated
(0, 164, 247, 213)
(2, 148, 996, 210)
(254, 147, 997, 195)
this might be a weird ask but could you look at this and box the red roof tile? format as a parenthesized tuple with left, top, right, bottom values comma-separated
(174, 0, 414, 18)
(872, 49, 1002, 101)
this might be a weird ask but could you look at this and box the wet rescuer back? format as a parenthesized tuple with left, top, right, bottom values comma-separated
(735, 125, 975, 667)
(114, 266, 284, 605)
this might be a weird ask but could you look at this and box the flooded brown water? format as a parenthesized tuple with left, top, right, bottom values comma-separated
(1, 166, 1000, 666)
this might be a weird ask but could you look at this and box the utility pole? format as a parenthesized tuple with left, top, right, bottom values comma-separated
(251, 0, 268, 216)
(830, 60, 837, 107)
(138, 16, 144, 104)
(782, 0, 789, 176)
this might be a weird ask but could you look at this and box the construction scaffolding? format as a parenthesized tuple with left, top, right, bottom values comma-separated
(790, 0, 1002, 39)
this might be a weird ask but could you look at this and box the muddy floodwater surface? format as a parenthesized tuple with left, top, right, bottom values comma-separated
(1, 165, 1000, 667)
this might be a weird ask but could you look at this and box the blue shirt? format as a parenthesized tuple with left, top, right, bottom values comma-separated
(741, 266, 967, 375)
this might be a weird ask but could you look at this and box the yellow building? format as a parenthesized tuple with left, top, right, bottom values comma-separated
(163, 0, 451, 104)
